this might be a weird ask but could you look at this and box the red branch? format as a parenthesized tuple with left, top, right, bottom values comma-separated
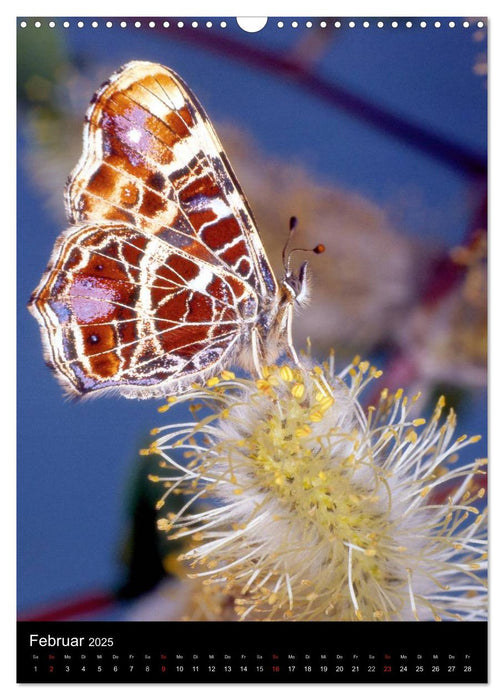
(145, 21, 486, 178)
(18, 590, 116, 622)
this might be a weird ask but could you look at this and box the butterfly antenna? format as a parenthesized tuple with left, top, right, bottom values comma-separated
(282, 216, 298, 274)
(289, 244, 326, 257)
(283, 217, 325, 274)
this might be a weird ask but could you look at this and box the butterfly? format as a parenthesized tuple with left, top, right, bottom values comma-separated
(29, 61, 323, 399)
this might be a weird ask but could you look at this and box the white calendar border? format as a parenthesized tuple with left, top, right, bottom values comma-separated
(5, 2, 501, 698)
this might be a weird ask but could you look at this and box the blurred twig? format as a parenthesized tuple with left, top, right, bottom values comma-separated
(148, 22, 486, 178)
(18, 590, 116, 622)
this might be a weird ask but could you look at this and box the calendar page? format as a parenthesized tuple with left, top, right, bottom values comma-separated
(17, 15, 488, 683)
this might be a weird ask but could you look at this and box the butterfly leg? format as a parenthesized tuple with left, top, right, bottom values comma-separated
(285, 304, 334, 398)
(251, 327, 263, 378)
(285, 304, 302, 368)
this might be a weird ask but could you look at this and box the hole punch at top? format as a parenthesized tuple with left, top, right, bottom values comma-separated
(237, 17, 268, 33)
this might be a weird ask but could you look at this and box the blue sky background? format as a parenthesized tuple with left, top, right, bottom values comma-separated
(17, 17, 487, 615)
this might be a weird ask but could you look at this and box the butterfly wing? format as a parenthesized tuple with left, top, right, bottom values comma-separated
(66, 60, 278, 298)
(30, 61, 279, 398)
(30, 223, 258, 398)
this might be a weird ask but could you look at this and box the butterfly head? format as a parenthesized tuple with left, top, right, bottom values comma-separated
(281, 217, 325, 308)
(282, 260, 310, 308)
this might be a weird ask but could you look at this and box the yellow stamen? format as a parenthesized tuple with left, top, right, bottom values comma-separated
(256, 379, 271, 392)
(280, 365, 294, 382)
(291, 383, 305, 399)
(405, 429, 418, 444)
(319, 396, 335, 412)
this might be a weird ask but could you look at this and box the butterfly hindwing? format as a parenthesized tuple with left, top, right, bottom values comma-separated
(30, 222, 257, 397)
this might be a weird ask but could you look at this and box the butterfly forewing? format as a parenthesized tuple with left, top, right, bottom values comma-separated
(66, 61, 277, 296)
(30, 61, 279, 398)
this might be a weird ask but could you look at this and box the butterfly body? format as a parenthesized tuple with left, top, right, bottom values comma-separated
(29, 61, 310, 399)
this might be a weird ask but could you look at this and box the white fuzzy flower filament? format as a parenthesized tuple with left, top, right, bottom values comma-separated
(147, 359, 487, 622)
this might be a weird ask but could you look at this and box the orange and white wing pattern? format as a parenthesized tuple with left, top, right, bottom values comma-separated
(29, 61, 280, 399)
(66, 61, 278, 298)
